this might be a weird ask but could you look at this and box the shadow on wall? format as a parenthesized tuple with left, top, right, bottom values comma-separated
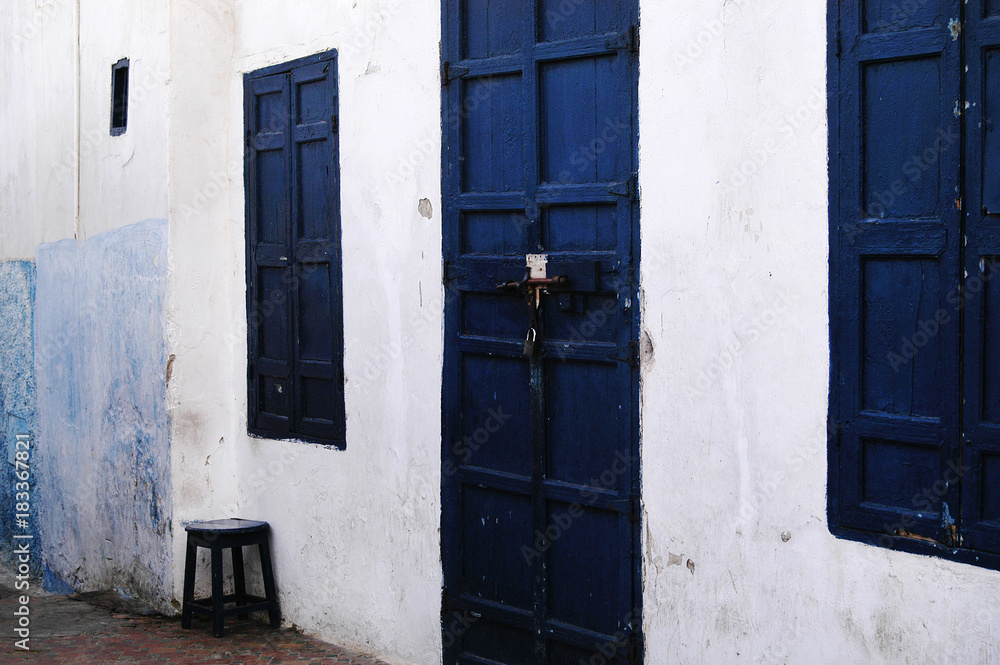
(33, 219, 173, 612)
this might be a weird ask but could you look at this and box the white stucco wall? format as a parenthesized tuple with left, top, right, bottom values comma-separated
(165, 0, 242, 600)
(0, 0, 76, 259)
(0, 0, 169, 260)
(77, 0, 170, 239)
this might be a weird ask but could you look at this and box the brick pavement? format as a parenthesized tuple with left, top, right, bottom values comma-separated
(0, 569, 393, 665)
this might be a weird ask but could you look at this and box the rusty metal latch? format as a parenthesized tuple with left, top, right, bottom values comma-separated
(496, 257, 571, 357)
(496, 269, 569, 293)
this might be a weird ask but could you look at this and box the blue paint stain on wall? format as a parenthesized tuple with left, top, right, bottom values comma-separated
(42, 567, 76, 595)
(0, 261, 41, 575)
(34, 219, 172, 610)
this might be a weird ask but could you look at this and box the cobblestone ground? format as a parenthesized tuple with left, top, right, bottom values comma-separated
(3, 615, 391, 665)
(0, 569, 392, 665)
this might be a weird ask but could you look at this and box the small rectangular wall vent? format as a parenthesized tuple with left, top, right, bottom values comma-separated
(110, 58, 129, 136)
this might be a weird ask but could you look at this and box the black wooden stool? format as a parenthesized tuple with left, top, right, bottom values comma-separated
(181, 518, 280, 637)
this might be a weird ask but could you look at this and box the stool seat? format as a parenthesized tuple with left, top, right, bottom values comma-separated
(181, 518, 280, 637)
(185, 518, 269, 534)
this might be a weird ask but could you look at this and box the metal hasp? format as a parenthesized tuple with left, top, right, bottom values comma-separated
(496, 268, 571, 294)
(497, 259, 570, 358)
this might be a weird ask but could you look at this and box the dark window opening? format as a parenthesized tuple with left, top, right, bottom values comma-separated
(111, 58, 129, 136)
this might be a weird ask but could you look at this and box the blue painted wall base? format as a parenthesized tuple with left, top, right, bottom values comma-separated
(0, 261, 40, 576)
(43, 566, 77, 595)
(34, 219, 172, 610)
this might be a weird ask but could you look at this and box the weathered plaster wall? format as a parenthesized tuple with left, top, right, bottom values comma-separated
(639, 2, 1000, 664)
(165, 0, 243, 601)
(0, 0, 168, 257)
(77, 0, 170, 241)
(166, 1, 444, 662)
(0, 0, 76, 258)
(34, 219, 172, 611)
(0, 261, 41, 574)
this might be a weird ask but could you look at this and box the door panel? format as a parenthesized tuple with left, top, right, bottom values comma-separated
(545, 502, 630, 633)
(460, 355, 531, 475)
(538, 57, 622, 184)
(461, 488, 535, 608)
(538, 0, 628, 42)
(863, 0, 947, 32)
(463, 75, 525, 193)
(442, 1, 640, 663)
(545, 361, 627, 488)
(463, 0, 524, 59)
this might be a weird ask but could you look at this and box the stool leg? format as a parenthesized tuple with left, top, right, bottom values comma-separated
(258, 541, 281, 628)
(211, 544, 225, 637)
(232, 545, 248, 620)
(181, 538, 197, 629)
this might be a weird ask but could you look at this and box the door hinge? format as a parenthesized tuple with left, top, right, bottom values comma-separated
(441, 588, 454, 614)
(442, 61, 469, 85)
(629, 494, 642, 524)
(627, 638, 640, 664)
(608, 341, 638, 367)
(443, 261, 468, 284)
(607, 25, 639, 52)
(609, 173, 638, 200)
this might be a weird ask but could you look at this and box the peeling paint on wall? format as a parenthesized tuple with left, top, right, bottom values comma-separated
(0, 260, 40, 574)
(34, 219, 172, 611)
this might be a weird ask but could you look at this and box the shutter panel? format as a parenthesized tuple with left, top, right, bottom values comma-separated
(247, 73, 294, 436)
(832, 2, 963, 544)
(961, 5, 1000, 552)
(289, 59, 345, 443)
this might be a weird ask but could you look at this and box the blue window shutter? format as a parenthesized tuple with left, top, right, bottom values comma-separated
(247, 72, 294, 437)
(831, 2, 963, 546)
(288, 58, 346, 443)
(245, 51, 345, 447)
(960, 9, 1000, 554)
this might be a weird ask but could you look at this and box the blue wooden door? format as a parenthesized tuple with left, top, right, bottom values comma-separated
(441, 2, 641, 663)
